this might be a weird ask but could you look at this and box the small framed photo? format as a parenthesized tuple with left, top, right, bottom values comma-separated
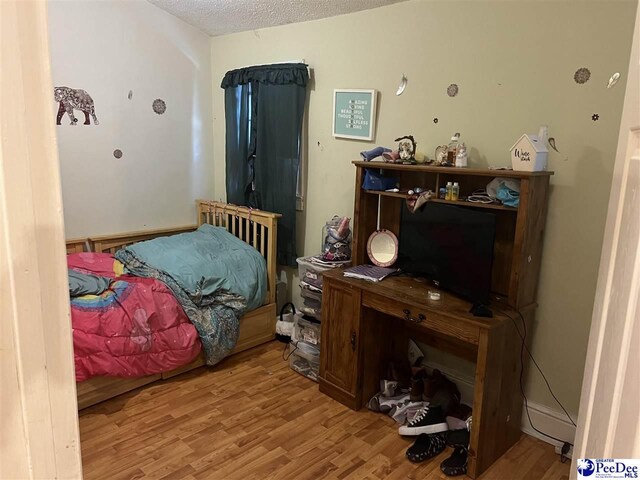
(332, 89, 377, 141)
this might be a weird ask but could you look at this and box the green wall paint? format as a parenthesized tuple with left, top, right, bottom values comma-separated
(211, 0, 637, 416)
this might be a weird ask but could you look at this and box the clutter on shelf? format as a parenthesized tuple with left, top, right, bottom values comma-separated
(486, 177, 521, 207)
(405, 189, 433, 213)
(360, 146, 392, 162)
(432, 132, 468, 167)
(321, 215, 352, 262)
(363, 169, 399, 191)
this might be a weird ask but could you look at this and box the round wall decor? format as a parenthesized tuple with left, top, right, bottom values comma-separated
(574, 67, 591, 84)
(152, 99, 166, 114)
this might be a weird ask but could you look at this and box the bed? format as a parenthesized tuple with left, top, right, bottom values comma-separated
(67, 200, 280, 409)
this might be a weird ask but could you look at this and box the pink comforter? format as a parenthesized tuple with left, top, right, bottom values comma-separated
(68, 253, 201, 382)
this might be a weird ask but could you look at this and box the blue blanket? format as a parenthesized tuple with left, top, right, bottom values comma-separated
(115, 224, 267, 365)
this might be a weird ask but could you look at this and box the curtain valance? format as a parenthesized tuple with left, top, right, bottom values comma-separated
(221, 63, 309, 88)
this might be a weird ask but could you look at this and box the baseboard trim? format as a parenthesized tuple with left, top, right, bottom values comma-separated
(422, 360, 576, 449)
(520, 400, 576, 450)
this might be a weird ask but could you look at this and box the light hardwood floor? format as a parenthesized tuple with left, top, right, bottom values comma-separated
(79, 342, 570, 479)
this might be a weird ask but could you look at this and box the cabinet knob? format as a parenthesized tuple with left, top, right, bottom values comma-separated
(417, 313, 425, 323)
(350, 331, 356, 351)
(403, 309, 411, 321)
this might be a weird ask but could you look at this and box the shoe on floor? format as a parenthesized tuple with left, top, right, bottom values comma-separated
(440, 446, 468, 476)
(423, 370, 461, 415)
(406, 433, 446, 463)
(445, 428, 470, 447)
(398, 404, 448, 436)
(390, 400, 428, 424)
(367, 392, 409, 413)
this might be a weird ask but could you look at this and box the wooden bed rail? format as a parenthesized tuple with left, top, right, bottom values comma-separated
(90, 226, 197, 254)
(64, 200, 281, 306)
(196, 200, 281, 305)
(65, 238, 91, 254)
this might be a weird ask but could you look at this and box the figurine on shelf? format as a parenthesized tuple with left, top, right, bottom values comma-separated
(434, 145, 448, 165)
(455, 142, 468, 168)
(395, 135, 417, 164)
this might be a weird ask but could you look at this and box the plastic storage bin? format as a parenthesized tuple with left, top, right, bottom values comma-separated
(289, 341, 320, 382)
(300, 283, 322, 302)
(300, 297, 322, 319)
(292, 315, 321, 345)
(297, 256, 334, 290)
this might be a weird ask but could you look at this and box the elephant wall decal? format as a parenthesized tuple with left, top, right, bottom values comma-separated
(54, 86, 99, 125)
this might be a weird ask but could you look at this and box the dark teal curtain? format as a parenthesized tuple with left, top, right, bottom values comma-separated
(222, 63, 308, 266)
(223, 82, 255, 206)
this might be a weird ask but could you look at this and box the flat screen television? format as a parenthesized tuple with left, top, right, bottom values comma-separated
(397, 202, 496, 306)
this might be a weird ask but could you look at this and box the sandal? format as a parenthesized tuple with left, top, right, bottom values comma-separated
(440, 445, 468, 476)
(405, 433, 446, 463)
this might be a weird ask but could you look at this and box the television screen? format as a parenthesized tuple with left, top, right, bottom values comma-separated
(397, 203, 496, 305)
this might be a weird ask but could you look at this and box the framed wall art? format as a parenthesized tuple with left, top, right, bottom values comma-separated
(332, 89, 377, 141)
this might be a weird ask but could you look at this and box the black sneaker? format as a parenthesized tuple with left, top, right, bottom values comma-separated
(398, 404, 448, 436)
(440, 446, 468, 476)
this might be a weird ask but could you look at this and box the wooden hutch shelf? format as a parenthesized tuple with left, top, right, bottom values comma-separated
(353, 160, 554, 177)
(319, 160, 553, 478)
(363, 189, 518, 212)
(354, 161, 553, 307)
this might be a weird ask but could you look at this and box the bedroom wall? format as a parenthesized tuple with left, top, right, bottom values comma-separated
(48, 0, 213, 238)
(210, 0, 637, 421)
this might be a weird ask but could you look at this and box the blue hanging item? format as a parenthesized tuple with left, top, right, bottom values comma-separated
(496, 184, 520, 207)
(362, 169, 398, 191)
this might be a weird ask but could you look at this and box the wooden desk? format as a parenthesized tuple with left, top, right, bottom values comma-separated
(319, 268, 528, 479)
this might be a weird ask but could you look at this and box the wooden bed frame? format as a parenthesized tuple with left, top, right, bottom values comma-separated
(67, 200, 281, 409)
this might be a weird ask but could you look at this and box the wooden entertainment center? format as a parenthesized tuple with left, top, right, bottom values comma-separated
(319, 161, 553, 478)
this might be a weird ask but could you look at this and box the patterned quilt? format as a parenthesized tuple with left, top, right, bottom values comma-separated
(115, 224, 267, 365)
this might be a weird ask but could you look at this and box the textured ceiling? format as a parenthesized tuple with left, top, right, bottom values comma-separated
(147, 0, 408, 37)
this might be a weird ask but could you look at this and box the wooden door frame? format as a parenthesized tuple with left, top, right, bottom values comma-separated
(0, 1, 83, 478)
(572, 1, 640, 472)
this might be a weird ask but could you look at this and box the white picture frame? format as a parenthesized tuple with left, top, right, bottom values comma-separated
(332, 89, 377, 141)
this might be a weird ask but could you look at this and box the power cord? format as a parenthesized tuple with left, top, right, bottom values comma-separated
(282, 341, 298, 361)
(496, 307, 575, 462)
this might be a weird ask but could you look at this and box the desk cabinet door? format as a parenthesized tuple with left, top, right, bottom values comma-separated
(320, 281, 361, 396)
